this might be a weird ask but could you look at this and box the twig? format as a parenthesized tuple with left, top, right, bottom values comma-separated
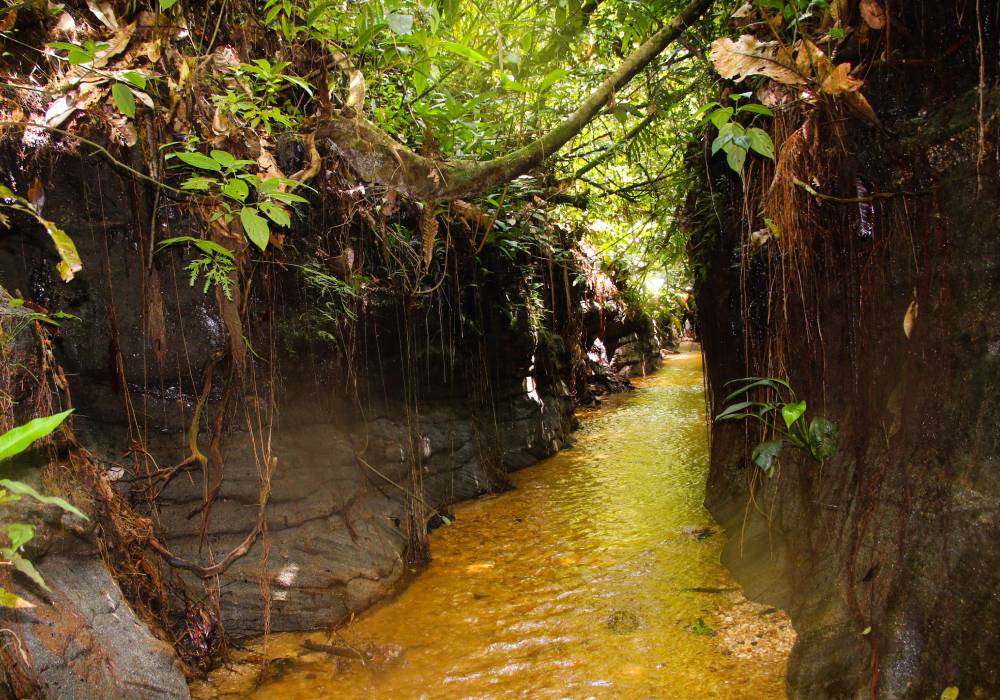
(792, 177, 932, 204)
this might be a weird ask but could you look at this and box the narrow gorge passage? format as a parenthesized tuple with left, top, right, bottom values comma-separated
(197, 351, 793, 699)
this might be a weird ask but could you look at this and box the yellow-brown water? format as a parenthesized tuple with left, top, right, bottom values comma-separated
(197, 351, 792, 699)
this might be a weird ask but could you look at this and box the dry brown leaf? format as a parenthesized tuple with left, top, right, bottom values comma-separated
(844, 90, 881, 127)
(820, 62, 864, 94)
(795, 39, 832, 81)
(903, 296, 918, 338)
(732, 3, 754, 19)
(420, 203, 438, 270)
(27, 177, 44, 214)
(860, 0, 886, 29)
(0, 8, 17, 32)
(710, 35, 805, 85)
(86, 0, 118, 30)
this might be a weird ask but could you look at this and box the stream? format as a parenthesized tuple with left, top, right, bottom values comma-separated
(196, 350, 793, 699)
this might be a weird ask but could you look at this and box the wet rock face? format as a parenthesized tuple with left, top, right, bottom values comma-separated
(0, 144, 579, 691)
(1, 545, 190, 700)
(691, 5, 1000, 697)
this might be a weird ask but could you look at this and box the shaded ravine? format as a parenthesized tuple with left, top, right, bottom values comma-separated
(195, 351, 793, 699)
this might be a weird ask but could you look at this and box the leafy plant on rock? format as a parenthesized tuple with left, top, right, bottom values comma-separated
(696, 96, 775, 174)
(165, 146, 307, 251)
(715, 376, 837, 475)
(0, 410, 88, 608)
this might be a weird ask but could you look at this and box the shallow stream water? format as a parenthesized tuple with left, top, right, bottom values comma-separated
(196, 351, 792, 699)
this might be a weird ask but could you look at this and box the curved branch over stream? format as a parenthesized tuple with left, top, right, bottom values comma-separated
(315, 0, 713, 200)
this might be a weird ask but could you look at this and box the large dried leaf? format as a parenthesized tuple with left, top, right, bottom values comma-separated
(709, 35, 805, 85)
(860, 0, 887, 29)
(820, 62, 864, 94)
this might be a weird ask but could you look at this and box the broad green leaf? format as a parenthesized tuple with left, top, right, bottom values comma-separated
(6, 523, 34, 552)
(159, 0, 178, 9)
(0, 409, 73, 461)
(281, 75, 314, 95)
(941, 688, 959, 700)
(441, 40, 490, 65)
(210, 149, 236, 168)
(723, 143, 747, 173)
(111, 83, 136, 118)
(221, 178, 249, 202)
(39, 219, 82, 282)
(748, 127, 775, 159)
(387, 12, 414, 35)
(240, 206, 270, 251)
(715, 400, 769, 421)
(175, 152, 222, 171)
(0, 480, 87, 519)
(122, 71, 147, 89)
(0, 585, 34, 608)
(723, 376, 793, 402)
(737, 103, 774, 116)
(709, 106, 733, 129)
(751, 440, 785, 474)
(12, 555, 48, 591)
(258, 202, 291, 227)
(267, 191, 308, 205)
(781, 400, 807, 429)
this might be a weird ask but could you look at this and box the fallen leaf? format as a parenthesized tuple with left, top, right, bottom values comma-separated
(732, 3, 754, 18)
(710, 35, 806, 85)
(0, 8, 17, 32)
(27, 177, 44, 214)
(860, 0, 887, 29)
(821, 63, 864, 94)
(86, 0, 119, 30)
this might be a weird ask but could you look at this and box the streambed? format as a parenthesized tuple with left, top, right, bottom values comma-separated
(195, 351, 792, 699)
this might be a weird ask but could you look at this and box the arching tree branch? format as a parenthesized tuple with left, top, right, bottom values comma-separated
(315, 0, 713, 201)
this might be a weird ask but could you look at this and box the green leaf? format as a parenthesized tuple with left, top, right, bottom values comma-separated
(38, 218, 82, 282)
(175, 152, 223, 171)
(111, 83, 136, 118)
(240, 206, 270, 251)
(6, 523, 34, 552)
(210, 149, 236, 168)
(0, 410, 73, 461)
(266, 191, 308, 205)
(387, 12, 414, 35)
(781, 400, 807, 429)
(941, 688, 959, 700)
(122, 71, 147, 90)
(221, 178, 249, 202)
(159, 0, 179, 9)
(737, 103, 774, 116)
(709, 106, 733, 129)
(723, 377, 793, 402)
(440, 514, 452, 526)
(0, 585, 34, 608)
(0, 480, 87, 519)
(862, 626, 872, 635)
(723, 143, 747, 173)
(281, 75, 314, 95)
(751, 440, 785, 474)
(12, 555, 48, 591)
(180, 176, 217, 191)
(748, 127, 775, 159)
(441, 40, 490, 64)
(258, 202, 291, 227)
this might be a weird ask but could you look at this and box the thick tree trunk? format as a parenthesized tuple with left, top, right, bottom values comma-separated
(315, 0, 713, 200)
